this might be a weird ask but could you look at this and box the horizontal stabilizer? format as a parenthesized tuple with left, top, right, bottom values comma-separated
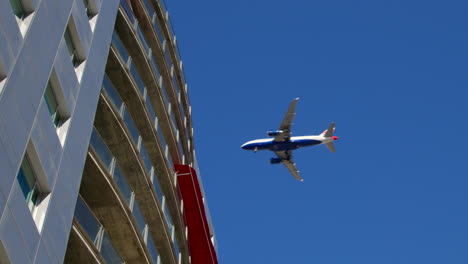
(325, 142, 336, 153)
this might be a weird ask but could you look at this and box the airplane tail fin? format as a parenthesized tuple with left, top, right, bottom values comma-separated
(321, 122, 335, 137)
(322, 122, 337, 153)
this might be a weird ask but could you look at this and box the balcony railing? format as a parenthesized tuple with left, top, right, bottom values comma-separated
(102, 74, 125, 116)
(136, 23, 151, 57)
(122, 109, 141, 148)
(168, 105, 178, 134)
(90, 129, 114, 171)
(152, 13, 165, 45)
(140, 144, 152, 174)
(90, 128, 134, 207)
(162, 197, 173, 235)
(150, 169, 163, 203)
(142, 0, 154, 15)
(113, 164, 133, 205)
(147, 233, 160, 264)
(150, 55, 161, 80)
(75, 195, 102, 245)
(129, 60, 146, 97)
(120, 0, 136, 24)
(171, 71, 180, 94)
(74, 195, 123, 262)
(166, 13, 175, 42)
(163, 40, 172, 70)
(145, 89, 157, 126)
(159, 0, 169, 19)
(159, 77, 170, 110)
(101, 232, 124, 263)
(174, 236, 180, 263)
(112, 32, 130, 66)
(132, 200, 147, 235)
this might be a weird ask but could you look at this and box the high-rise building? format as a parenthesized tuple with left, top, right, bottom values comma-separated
(0, 0, 217, 263)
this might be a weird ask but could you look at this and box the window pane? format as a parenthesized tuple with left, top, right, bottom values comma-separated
(64, 29, 75, 59)
(102, 75, 124, 114)
(132, 201, 146, 235)
(64, 28, 79, 66)
(147, 233, 159, 264)
(123, 110, 140, 146)
(101, 232, 123, 263)
(44, 83, 58, 117)
(44, 83, 62, 127)
(113, 164, 133, 205)
(17, 169, 32, 200)
(74, 195, 102, 245)
(27, 186, 39, 212)
(89, 128, 114, 170)
(9, 0, 25, 18)
(17, 157, 40, 212)
(17, 158, 35, 199)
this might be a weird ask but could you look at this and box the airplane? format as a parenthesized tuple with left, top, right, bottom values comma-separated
(240, 98, 338, 182)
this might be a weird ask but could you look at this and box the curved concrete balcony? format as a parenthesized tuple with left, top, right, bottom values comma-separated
(105, 46, 187, 250)
(80, 150, 152, 264)
(64, 222, 105, 264)
(145, 0, 194, 141)
(126, 0, 194, 163)
(113, 7, 183, 166)
(93, 93, 182, 264)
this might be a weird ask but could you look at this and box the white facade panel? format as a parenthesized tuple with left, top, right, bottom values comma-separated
(0, 0, 119, 263)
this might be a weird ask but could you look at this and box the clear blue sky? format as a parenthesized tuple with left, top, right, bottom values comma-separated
(168, 0, 468, 263)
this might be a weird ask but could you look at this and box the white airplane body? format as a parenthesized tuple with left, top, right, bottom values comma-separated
(241, 98, 338, 182)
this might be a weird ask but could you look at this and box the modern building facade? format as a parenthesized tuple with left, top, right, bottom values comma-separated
(0, 0, 217, 263)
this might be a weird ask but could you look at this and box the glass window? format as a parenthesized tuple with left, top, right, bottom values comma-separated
(123, 110, 140, 147)
(162, 198, 173, 234)
(129, 62, 145, 96)
(64, 28, 79, 66)
(9, 0, 25, 20)
(132, 201, 146, 235)
(113, 164, 133, 205)
(140, 145, 152, 174)
(151, 169, 163, 203)
(74, 195, 102, 245)
(82, 0, 92, 18)
(102, 75, 124, 114)
(17, 156, 40, 212)
(44, 82, 62, 127)
(147, 234, 159, 264)
(112, 32, 130, 64)
(101, 232, 123, 263)
(89, 128, 114, 171)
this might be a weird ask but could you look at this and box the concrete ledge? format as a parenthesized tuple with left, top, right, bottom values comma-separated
(64, 223, 103, 264)
(93, 95, 178, 264)
(111, 12, 181, 165)
(105, 47, 187, 256)
(80, 152, 152, 264)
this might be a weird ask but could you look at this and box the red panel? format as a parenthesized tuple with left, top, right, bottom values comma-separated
(175, 165, 218, 264)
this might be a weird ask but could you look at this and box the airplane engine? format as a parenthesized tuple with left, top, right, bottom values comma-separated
(270, 158, 283, 164)
(267, 130, 283, 137)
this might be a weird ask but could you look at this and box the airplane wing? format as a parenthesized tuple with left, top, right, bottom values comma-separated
(275, 150, 303, 182)
(274, 98, 299, 142)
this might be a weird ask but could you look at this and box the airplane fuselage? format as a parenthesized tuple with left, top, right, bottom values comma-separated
(241, 136, 334, 152)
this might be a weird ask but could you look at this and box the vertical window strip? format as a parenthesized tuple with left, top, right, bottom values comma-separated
(44, 83, 61, 127)
(64, 28, 79, 66)
(82, 0, 92, 17)
(17, 157, 40, 212)
(9, 0, 25, 19)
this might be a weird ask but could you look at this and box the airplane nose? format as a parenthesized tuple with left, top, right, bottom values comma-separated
(332, 136, 339, 141)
